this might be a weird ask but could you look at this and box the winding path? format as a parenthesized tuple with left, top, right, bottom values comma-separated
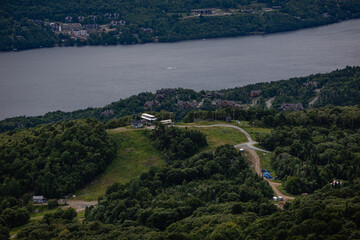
(176, 124, 293, 201)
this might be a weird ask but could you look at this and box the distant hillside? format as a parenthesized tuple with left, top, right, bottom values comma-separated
(0, 66, 359, 133)
(0, 0, 360, 50)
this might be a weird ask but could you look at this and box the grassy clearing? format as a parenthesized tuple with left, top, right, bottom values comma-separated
(238, 121, 272, 141)
(196, 127, 248, 151)
(178, 125, 247, 151)
(76, 130, 165, 201)
(176, 120, 233, 126)
(177, 120, 272, 142)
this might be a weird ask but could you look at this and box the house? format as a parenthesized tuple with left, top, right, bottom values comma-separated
(33, 196, 46, 204)
(77, 16, 85, 22)
(222, 100, 236, 107)
(101, 109, 114, 117)
(250, 90, 262, 97)
(131, 120, 143, 129)
(191, 9, 215, 15)
(89, 15, 97, 21)
(144, 100, 160, 108)
(84, 24, 100, 30)
(65, 16, 73, 22)
(72, 30, 87, 37)
(278, 103, 304, 111)
(140, 27, 153, 33)
(178, 101, 198, 110)
(110, 20, 126, 26)
(156, 94, 165, 101)
(303, 81, 318, 87)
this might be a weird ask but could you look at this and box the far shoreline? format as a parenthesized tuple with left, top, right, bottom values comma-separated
(2, 18, 359, 53)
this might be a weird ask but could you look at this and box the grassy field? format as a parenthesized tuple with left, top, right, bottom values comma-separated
(195, 126, 248, 151)
(76, 130, 165, 201)
(176, 120, 233, 126)
(239, 121, 272, 141)
(177, 120, 272, 142)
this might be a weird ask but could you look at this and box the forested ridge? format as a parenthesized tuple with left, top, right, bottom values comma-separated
(1, 0, 360, 50)
(1, 66, 359, 133)
(0, 119, 116, 230)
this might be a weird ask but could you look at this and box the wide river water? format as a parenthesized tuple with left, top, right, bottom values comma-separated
(1, 19, 360, 120)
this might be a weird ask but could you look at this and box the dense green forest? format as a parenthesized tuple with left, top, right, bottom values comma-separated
(0, 119, 116, 229)
(0, 119, 116, 199)
(146, 124, 208, 161)
(258, 105, 360, 195)
(1, 0, 360, 50)
(12, 182, 360, 239)
(1, 66, 359, 133)
(15, 144, 277, 239)
(11, 131, 360, 239)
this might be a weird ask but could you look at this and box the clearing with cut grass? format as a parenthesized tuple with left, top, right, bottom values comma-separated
(75, 130, 165, 201)
(194, 126, 248, 151)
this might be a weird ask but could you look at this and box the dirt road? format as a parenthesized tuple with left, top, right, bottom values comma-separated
(246, 149, 294, 202)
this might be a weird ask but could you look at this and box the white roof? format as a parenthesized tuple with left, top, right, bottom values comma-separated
(33, 196, 45, 200)
(141, 116, 154, 121)
(142, 113, 155, 118)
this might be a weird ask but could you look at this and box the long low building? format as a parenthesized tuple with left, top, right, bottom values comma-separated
(141, 113, 157, 122)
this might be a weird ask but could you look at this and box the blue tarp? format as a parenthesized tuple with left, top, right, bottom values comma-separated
(261, 169, 276, 180)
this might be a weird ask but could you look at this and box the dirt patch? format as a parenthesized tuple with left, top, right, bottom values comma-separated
(61, 200, 97, 212)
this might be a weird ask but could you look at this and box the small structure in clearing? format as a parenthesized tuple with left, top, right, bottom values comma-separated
(131, 119, 143, 129)
(33, 196, 46, 204)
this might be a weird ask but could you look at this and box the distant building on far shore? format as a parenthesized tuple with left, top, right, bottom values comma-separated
(33, 196, 46, 204)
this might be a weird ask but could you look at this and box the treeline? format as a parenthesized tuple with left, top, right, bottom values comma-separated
(1, 0, 360, 50)
(0, 119, 116, 199)
(1, 67, 359, 133)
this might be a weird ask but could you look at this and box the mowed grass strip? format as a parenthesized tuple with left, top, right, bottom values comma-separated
(239, 121, 272, 141)
(76, 130, 165, 201)
(195, 126, 248, 151)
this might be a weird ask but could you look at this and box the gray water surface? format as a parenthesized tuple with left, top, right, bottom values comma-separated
(1, 19, 360, 120)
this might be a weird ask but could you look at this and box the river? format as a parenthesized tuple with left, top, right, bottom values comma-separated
(0, 19, 360, 120)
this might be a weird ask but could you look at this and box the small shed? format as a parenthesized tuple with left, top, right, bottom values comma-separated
(131, 120, 143, 129)
(33, 196, 46, 204)
(160, 119, 172, 125)
(225, 115, 231, 122)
